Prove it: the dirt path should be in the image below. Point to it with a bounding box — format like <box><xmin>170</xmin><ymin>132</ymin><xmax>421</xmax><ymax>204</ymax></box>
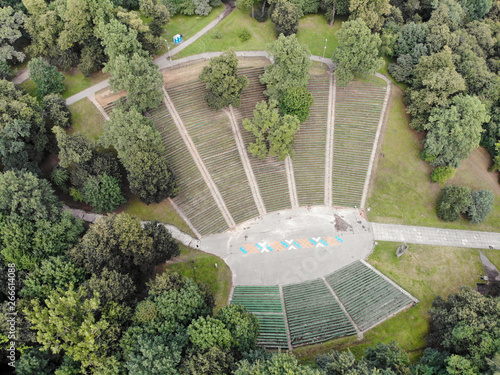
<box><xmin>162</xmin><ymin>87</ymin><xmax>236</xmax><ymax>228</ymax></box>
<box><xmin>225</xmin><ymin>105</ymin><xmax>267</xmax><ymax>216</ymax></box>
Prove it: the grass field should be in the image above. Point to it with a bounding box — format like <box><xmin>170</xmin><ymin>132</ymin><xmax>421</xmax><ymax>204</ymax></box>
<box><xmin>121</xmin><ymin>195</ymin><xmax>195</xmax><ymax>237</ymax></box>
<box><xmin>294</xmin><ymin>241</ymin><xmax>483</xmax><ymax>363</ymax></box>
<box><xmin>175</xmin><ymin>9</ymin><xmax>276</xmax><ymax>58</ymax></box>
<box><xmin>68</xmin><ymin>99</ymin><xmax>105</xmax><ymax>139</ymax></box>
<box><xmin>62</xmin><ymin>69</ymin><xmax>109</xmax><ymax>99</ymax></box>
<box><xmin>296</xmin><ymin>15</ymin><xmax>345</xmax><ymax>57</ymax></box>
<box><xmin>367</xmin><ymin>87</ymin><xmax>500</xmax><ymax>232</ymax></box>
<box><xmin>155</xmin><ymin>245</ymin><xmax>232</xmax><ymax>312</ymax></box>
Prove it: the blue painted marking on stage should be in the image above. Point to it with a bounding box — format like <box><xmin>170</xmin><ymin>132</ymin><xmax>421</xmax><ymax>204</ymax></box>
<box><xmin>239</xmin><ymin>247</ymin><xmax>248</xmax><ymax>254</ymax></box>
<box><xmin>320</xmin><ymin>239</ymin><xmax>329</xmax><ymax>246</ymax></box>
<box><xmin>255</xmin><ymin>243</ymin><xmax>262</xmax><ymax>250</ymax></box>
<box><xmin>294</xmin><ymin>241</ymin><xmax>302</xmax><ymax>248</ymax></box>
<box><xmin>281</xmin><ymin>241</ymin><xmax>289</xmax><ymax>248</ymax></box>
<box><xmin>266</xmin><ymin>245</ymin><xmax>274</xmax><ymax>252</ymax></box>
<box><xmin>309</xmin><ymin>239</ymin><xmax>317</xmax><ymax>246</ymax></box>
<box><xmin>335</xmin><ymin>236</ymin><xmax>343</xmax><ymax>243</ymax></box>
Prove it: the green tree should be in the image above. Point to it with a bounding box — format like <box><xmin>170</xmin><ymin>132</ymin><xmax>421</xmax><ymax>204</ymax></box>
<box><xmin>96</xmin><ymin>18</ymin><xmax>142</xmax><ymax>60</ymax></box>
<box><xmin>321</xmin><ymin>0</ymin><xmax>350</xmax><ymax>25</ymax></box>
<box><xmin>235</xmin><ymin>0</ymin><xmax>257</xmax><ymax>17</ymax></box>
<box><xmin>181</xmin><ymin>347</ymin><xmax>236</xmax><ymax>375</ymax></box>
<box><xmin>82</xmin><ymin>173</ymin><xmax>126</xmax><ymax>213</ymax></box>
<box><xmin>458</xmin><ymin>0</ymin><xmax>493</xmax><ymax>20</ymax></box>
<box><xmin>235</xmin><ymin>352</ymin><xmax>323</xmax><ymax>374</ymax></box>
<box><xmin>436</xmin><ymin>185</ymin><xmax>472</xmax><ymax>222</ymax></box>
<box><xmin>430</xmin><ymin>166</ymin><xmax>456</xmax><ymax>184</ymax></box>
<box><xmin>316</xmin><ymin>349</ymin><xmax>383</xmax><ymax>374</ymax></box>
<box><xmin>28</xmin><ymin>58</ymin><xmax>65</xmax><ymax>98</ymax></box>
<box><xmin>404</xmin><ymin>47</ymin><xmax>466</xmax><ymax>131</ymax></box>
<box><xmin>260</xmin><ymin>34</ymin><xmax>311</xmax><ymax>101</ymax></box>
<box><xmin>0</xmin><ymin>6</ymin><xmax>26</xmax><ymax>63</ymax></box>
<box><xmin>364</xmin><ymin>341</ymin><xmax>410</xmax><ymax>375</ymax></box>
<box><xmin>140</xmin><ymin>0</ymin><xmax>170</xmax><ymax>36</ymax></box>
<box><xmin>199</xmin><ymin>50</ymin><xmax>249</xmax><ymax>110</ymax></box>
<box><xmin>422</xmin><ymin>95</ymin><xmax>489</xmax><ymax>167</ymax></box>
<box><xmin>25</xmin><ymin>286</ymin><xmax>128</xmax><ymax>373</ymax></box>
<box><xmin>467</xmin><ymin>189</ymin><xmax>494</xmax><ymax>223</ymax></box>
<box><xmin>0</xmin><ymin>79</ymin><xmax>47</xmax><ymax>167</ymax></box>
<box><xmin>279</xmin><ymin>86</ymin><xmax>314</xmax><ymax>122</ymax></box>
<box><xmin>215</xmin><ymin>304</ymin><xmax>259</xmax><ymax>354</ymax></box>
<box><xmin>68</xmin><ymin>213</ymin><xmax>156</xmax><ymax>279</ymax></box>
<box><xmin>349</xmin><ymin>0</ymin><xmax>391</xmax><ymax>31</ymax></box>
<box><xmin>187</xmin><ymin>316</ymin><xmax>232</xmax><ymax>351</ymax></box>
<box><xmin>243</xmin><ymin>99</ymin><xmax>301</xmax><ymax>160</ymax></box>
<box><xmin>23</xmin><ymin>0</ymin><xmax>62</xmax><ymax>59</ymax></box>
<box><xmin>104</xmin><ymin>52</ymin><xmax>163</xmax><ymax>112</ymax></box>
<box><xmin>53</xmin><ymin>126</ymin><xmax>94</xmax><ymax>168</ymax></box>
<box><xmin>0</xmin><ymin>119</ymin><xmax>40</xmax><ymax>173</ymax></box>
<box><xmin>102</xmin><ymin>108</ymin><xmax>177</xmax><ymax>204</ymax></box>
<box><xmin>272</xmin><ymin>0</ymin><xmax>300</xmax><ymax>36</ymax></box>
<box><xmin>143</xmin><ymin>221</ymin><xmax>180</xmax><ymax>262</ymax></box>
<box><xmin>332</xmin><ymin>18</ymin><xmax>383</xmax><ymax>86</ymax></box>
<box><xmin>428</xmin><ymin>288</ymin><xmax>500</xmax><ymax>372</ymax></box>
<box><xmin>43</xmin><ymin>94</ymin><xmax>71</xmax><ymax>128</ymax></box>
<box><xmin>15</xmin><ymin>347</ymin><xmax>60</xmax><ymax>375</ymax></box>
<box><xmin>86</xmin><ymin>268</ymin><xmax>137</xmax><ymax>306</ymax></box>
<box><xmin>20</xmin><ymin>256</ymin><xmax>86</xmax><ymax>301</ymax></box>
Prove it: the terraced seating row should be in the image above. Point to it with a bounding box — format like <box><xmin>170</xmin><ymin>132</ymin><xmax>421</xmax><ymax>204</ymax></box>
<box><xmin>326</xmin><ymin>260</ymin><xmax>415</xmax><ymax>332</ymax></box>
<box><xmin>231</xmin><ymin>286</ymin><xmax>288</xmax><ymax>349</ymax></box>
<box><xmin>332</xmin><ymin>78</ymin><xmax>387</xmax><ymax>207</ymax></box>
<box><xmin>292</xmin><ymin>74</ymin><xmax>330</xmax><ymax>206</ymax></box>
<box><xmin>166</xmin><ymin>80</ymin><xmax>259</xmax><ymax>225</ymax></box>
<box><xmin>234</xmin><ymin>67</ymin><xmax>292</xmax><ymax>213</ymax></box>
<box><xmin>282</xmin><ymin>279</ymin><xmax>356</xmax><ymax>347</ymax></box>
<box><xmin>148</xmin><ymin>103</ymin><xmax>229</xmax><ymax>236</ymax></box>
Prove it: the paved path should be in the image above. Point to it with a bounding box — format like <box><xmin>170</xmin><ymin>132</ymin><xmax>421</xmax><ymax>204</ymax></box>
<box><xmin>285</xmin><ymin>156</ymin><xmax>299</xmax><ymax>209</ymax></box>
<box><xmin>372</xmin><ymin>222</ymin><xmax>500</xmax><ymax>250</ymax></box>
<box><xmin>13</xmin><ymin>68</ymin><xmax>29</xmax><ymax>84</ymax></box>
<box><xmin>324</xmin><ymin>73</ymin><xmax>336</xmax><ymax>206</ymax></box>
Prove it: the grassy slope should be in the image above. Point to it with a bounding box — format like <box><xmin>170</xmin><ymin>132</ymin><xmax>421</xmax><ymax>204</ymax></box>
<box><xmin>154</xmin><ymin>244</ymin><xmax>232</xmax><ymax>313</ymax></box>
<box><xmin>68</xmin><ymin>98</ymin><xmax>105</xmax><ymax>139</ymax></box>
<box><xmin>367</xmin><ymin>87</ymin><xmax>500</xmax><ymax>232</ymax></box>
<box><xmin>296</xmin><ymin>15</ymin><xmax>345</xmax><ymax>57</ymax></box>
<box><xmin>295</xmin><ymin>242</ymin><xmax>483</xmax><ymax>363</ymax></box>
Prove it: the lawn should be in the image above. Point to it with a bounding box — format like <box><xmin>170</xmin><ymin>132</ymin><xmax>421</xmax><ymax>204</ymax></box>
<box><xmin>62</xmin><ymin>69</ymin><xmax>109</xmax><ymax>99</ymax></box>
<box><xmin>120</xmin><ymin>195</ymin><xmax>195</xmax><ymax>237</ymax></box>
<box><xmin>68</xmin><ymin>98</ymin><xmax>105</xmax><ymax>139</ymax></box>
<box><xmin>175</xmin><ymin>8</ymin><xmax>277</xmax><ymax>58</ymax></box>
<box><xmin>294</xmin><ymin>241</ymin><xmax>483</xmax><ymax>364</ymax></box>
<box><xmin>154</xmin><ymin>245</ymin><xmax>232</xmax><ymax>313</ymax></box>
<box><xmin>366</xmin><ymin>87</ymin><xmax>500</xmax><ymax>232</ymax></box>
<box><xmin>296</xmin><ymin>15</ymin><xmax>345</xmax><ymax>57</ymax></box>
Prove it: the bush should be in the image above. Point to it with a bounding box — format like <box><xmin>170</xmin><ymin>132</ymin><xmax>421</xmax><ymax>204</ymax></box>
<box><xmin>468</xmin><ymin>190</ymin><xmax>495</xmax><ymax>223</ymax></box>
<box><xmin>51</xmin><ymin>166</ymin><xmax>69</xmax><ymax>192</ymax></box>
<box><xmin>82</xmin><ymin>174</ymin><xmax>126</xmax><ymax>213</ymax></box>
<box><xmin>211</xmin><ymin>30</ymin><xmax>223</xmax><ymax>39</ymax></box>
<box><xmin>437</xmin><ymin>185</ymin><xmax>472</xmax><ymax>222</ymax></box>
<box><xmin>420</xmin><ymin>148</ymin><xmax>437</xmax><ymax>163</ymax></box>
<box><xmin>431</xmin><ymin>166</ymin><xmax>456</xmax><ymax>184</ymax></box>
<box><xmin>239</xmin><ymin>28</ymin><xmax>252</xmax><ymax>42</ymax></box>
<box><xmin>279</xmin><ymin>86</ymin><xmax>314</xmax><ymax>122</ymax></box>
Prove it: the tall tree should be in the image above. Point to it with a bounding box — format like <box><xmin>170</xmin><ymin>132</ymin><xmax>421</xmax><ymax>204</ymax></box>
<box><xmin>279</xmin><ymin>86</ymin><xmax>314</xmax><ymax>122</ymax></box>
<box><xmin>321</xmin><ymin>0</ymin><xmax>350</xmax><ymax>25</ymax></box>
<box><xmin>28</xmin><ymin>58</ymin><xmax>65</xmax><ymax>98</ymax></box>
<box><xmin>260</xmin><ymin>34</ymin><xmax>311</xmax><ymax>101</ymax></box>
<box><xmin>271</xmin><ymin>0</ymin><xmax>300</xmax><ymax>36</ymax></box>
<box><xmin>243</xmin><ymin>99</ymin><xmax>301</xmax><ymax>160</ymax></box>
<box><xmin>42</xmin><ymin>94</ymin><xmax>71</xmax><ymax>129</ymax></box>
<box><xmin>102</xmin><ymin>108</ymin><xmax>177</xmax><ymax>204</ymax></box>
<box><xmin>422</xmin><ymin>95</ymin><xmax>489</xmax><ymax>167</ymax></box>
<box><xmin>199</xmin><ymin>50</ymin><xmax>249</xmax><ymax>110</ymax></box>
<box><xmin>104</xmin><ymin>52</ymin><xmax>164</xmax><ymax>112</ymax></box>
<box><xmin>235</xmin><ymin>352</ymin><xmax>323</xmax><ymax>374</ymax></box>
<box><xmin>349</xmin><ymin>0</ymin><xmax>391</xmax><ymax>31</ymax></box>
<box><xmin>332</xmin><ymin>18</ymin><xmax>383</xmax><ymax>86</ymax></box>
<box><xmin>404</xmin><ymin>47</ymin><xmax>466</xmax><ymax>131</ymax></box>
<box><xmin>0</xmin><ymin>6</ymin><xmax>26</xmax><ymax>63</ymax></box>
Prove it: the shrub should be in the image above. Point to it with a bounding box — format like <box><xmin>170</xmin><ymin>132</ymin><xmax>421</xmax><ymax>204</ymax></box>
<box><xmin>239</xmin><ymin>28</ymin><xmax>252</xmax><ymax>42</ymax></box>
<box><xmin>420</xmin><ymin>149</ymin><xmax>436</xmax><ymax>163</ymax></box>
<box><xmin>82</xmin><ymin>174</ymin><xmax>126</xmax><ymax>213</ymax></box>
<box><xmin>437</xmin><ymin>185</ymin><xmax>472</xmax><ymax>222</ymax></box>
<box><xmin>468</xmin><ymin>190</ymin><xmax>495</xmax><ymax>223</ymax></box>
<box><xmin>279</xmin><ymin>86</ymin><xmax>314</xmax><ymax>122</ymax></box>
<box><xmin>211</xmin><ymin>30</ymin><xmax>223</xmax><ymax>39</ymax></box>
<box><xmin>430</xmin><ymin>166</ymin><xmax>456</xmax><ymax>184</ymax></box>
<box><xmin>51</xmin><ymin>166</ymin><xmax>69</xmax><ymax>192</ymax></box>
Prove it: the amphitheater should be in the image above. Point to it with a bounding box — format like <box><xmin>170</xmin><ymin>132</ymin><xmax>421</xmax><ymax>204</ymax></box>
<box><xmin>100</xmin><ymin>56</ymin><xmax>418</xmax><ymax>350</ymax></box>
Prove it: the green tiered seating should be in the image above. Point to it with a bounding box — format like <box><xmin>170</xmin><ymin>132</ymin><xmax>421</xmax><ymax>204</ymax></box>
<box><xmin>326</xmin><ymin>261</ymin><xmax>415</xmax><ymax>332</ymax></box>
<box><xmin>283</xmin><ymin>279</ymin><xmax>356</xmax><ymax>347</ymax></box>
<box><xmin>292</xmin><ymin>74</ymin><xmax>330</xmax><ymax>206</ymax></box>
<box><xmin>167</xmin><ymin>80</ymin><xmax>259</xmax><ymax>225</ymax></box>
<box><xmin>332</xmin><ymin>78</ymin><xmax>387</xmax><ymax>207</ymax></box>
<box><xmin>231</xmin><ymin>286</ymin><xmax>288</xmax><ymax>349</ymax></box>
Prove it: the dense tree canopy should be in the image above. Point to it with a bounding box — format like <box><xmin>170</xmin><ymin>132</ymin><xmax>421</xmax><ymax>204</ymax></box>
<box><xmin>332</xmin><ymin>18</ymin><xmax>384</xmax><ymax>85</ymax></box>
<box><xmin>0</xmin><ymin>6</ymin><xmax>26</xmax><ymax>64</ymax></box>
<box><xmin>272</xmin><ymin>0</ymin><xmax>301</xmax><ymax>36</ymax></box>
<box><xmin>199</xmin><ymin>50</ymin><xmax>249</xmax><ymax>110</ymax></box>
<box><xmin>349</xmin><ymin>0</ymin><xmax>391</xmax><ymax>31</ymax></box>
